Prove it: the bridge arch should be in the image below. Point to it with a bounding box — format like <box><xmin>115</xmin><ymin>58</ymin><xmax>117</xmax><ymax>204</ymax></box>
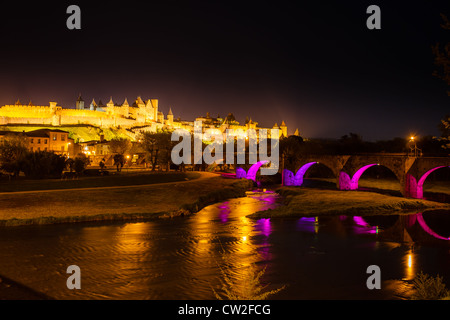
<box><xmin>284</xmin><ymin>161</ymin><xmax>336</xmax><ymax>186</ymax></box>
<box><xmin>236</xmin><ymin>167</ymin><xmax>247</xmax><ymax>179</ymax></box>
<box><xmin>246</xmin><ymin>160</ymin><xmax>269</xmax><ymax>181</ymax></box>
<box><xmin>416</xmin><ymin>166</ymin><xmax>448</xmax><ymax>199</ymax></box>
<box><xmin>293</xmin><ymin>162</ymin><xmax>318</xmax><ymax>186</ymax></box>
<box><xmin>341</xmin><ymin>163</ymin><xmax>402</xmax><ymax>192</ymax></box>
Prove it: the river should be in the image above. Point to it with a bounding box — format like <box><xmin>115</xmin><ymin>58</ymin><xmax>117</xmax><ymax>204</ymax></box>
<box><xmin>0</xmin><ymin>191</ymin><xmax>449</xmax><ymax>300</ymax></box>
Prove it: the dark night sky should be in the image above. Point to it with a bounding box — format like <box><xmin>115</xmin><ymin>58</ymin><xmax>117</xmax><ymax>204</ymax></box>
<box><xmin>0</xmin><ymin>1</ymin><xmax>449</xmax><ymax>140</ymax></box>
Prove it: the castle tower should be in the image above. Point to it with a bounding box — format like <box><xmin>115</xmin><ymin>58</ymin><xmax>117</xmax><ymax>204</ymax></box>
<box><xmin>167</xmin><ymin>107</ymin><xmax>174</xmax><ymax>125</ymax></box>
<box><xmin>76</xmin><ymin>94</ymin><xmax>84</xmax><ymax>110</ymax></box>
<box><xmin>151</xmin><ymin>99</ymin><xmax>158</xmax><ymax>121</ymax></box>
<box><xmin>293</xmin><ymin>128</ymin><xmax>300</xmax><ymax>136</ymax></box>
<box><xmin>157</xmin><ymin>111</ymin><xmax>164</xmax><ymax>123</ymax></box>
<box><xmin>122</xmin><ymin>98</ymin><xmax>129</xmax><ymax>117</ymax></box>
<box><xmin>49</xmin><ymin>101</ymin><xmax>57</xmax><ymax>113</ymax></box>
<box><xmin>106</xmin><ymin>97</ymin><xmax>114</xmax><ymax>115</ymax></box>
<box><xmin>280</xmin><ymin>120</ymin><xmax>288</xmax><ymax>137</ymax></box>
<box><xmin>90</xmin><ymin>99</ymin><xmax>97</xmax><ymax>111</ymax></box>
<box><xmin>49</xmin><ymin>102</ymin><xmax>61</xmax><ymax>126</ymax></box>
<box><xmin>135</xmin><ymin>96</ymin><xmax>145</xmax><ymax>108</ymax></box>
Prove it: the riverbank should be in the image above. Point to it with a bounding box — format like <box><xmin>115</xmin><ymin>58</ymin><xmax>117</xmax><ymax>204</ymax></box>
<box><xmin>0</xmin><ymin>275</ymin><xmax>54</xmax><ymax>300</ymax></box>
<box><xmin>0</xmin><ymin>172</ymin><xmax>254</xmax><ymax>226</ymax></box>
<box><xmin>247</xmin><ymin>187</ymin><xmax>450</xmax><ymax>219</ymax></box>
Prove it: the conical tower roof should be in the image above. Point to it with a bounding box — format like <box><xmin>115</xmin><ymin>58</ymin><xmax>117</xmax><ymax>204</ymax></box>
<box><xmin>136</xmin><ymin>96</ymin><xmax>144</xmax><ymax>105</ymax></box>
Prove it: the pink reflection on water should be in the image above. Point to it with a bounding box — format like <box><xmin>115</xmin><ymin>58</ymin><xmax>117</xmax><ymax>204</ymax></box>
<box><xmin>256</xmin><ymin>218</ymin><xmax>272</xmax><ymax>237</ymax></box>
<box><xmin>296</xmin><ymin>217</ymin><xmax>318</xmax><ymax>233</ymax></box>
<box><xmin>416</xmin><ymin>213</ymin><xmax>450</xmax><ymax>241</ymax></box>
<box><xmin>246</xmin><ymin>190</ymin><xmax>280</xmax><ymax>208</ymax></box>
<box><xmin>352</xmin><ymin>216</ymin><xmax>378</xmax><ymax>234</ymax></box>
<box><xmin>217</xmin><ymin>202</ymin><xmax>231</xmax><ymax>223</ymax></box>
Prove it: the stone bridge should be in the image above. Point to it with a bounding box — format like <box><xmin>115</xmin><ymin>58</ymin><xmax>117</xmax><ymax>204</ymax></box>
<box><xmin>238</xmin><ymin>154</ymin><xmax>450</xmax><ymax>199</ymax></box>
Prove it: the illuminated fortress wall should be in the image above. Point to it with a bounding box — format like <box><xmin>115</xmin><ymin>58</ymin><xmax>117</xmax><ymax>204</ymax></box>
<box><xmin>0</xmin><ymin>100</ymin><xmax>160</xmax><ymax>128</ymax></box>
<box><xmin>0</xmin><ymin>98</ymin><xmax>290</xmax><ymax>139</ymax></box>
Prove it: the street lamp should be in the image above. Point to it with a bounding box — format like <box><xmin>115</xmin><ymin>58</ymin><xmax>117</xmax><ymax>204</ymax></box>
<box><xmin>409</xmin><ymin>135</ymin><xmax>421</xmax><ymax>157</ymax></box>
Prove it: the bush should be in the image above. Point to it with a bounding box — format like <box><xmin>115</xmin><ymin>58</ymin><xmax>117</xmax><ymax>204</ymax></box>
<box><xmin>22</xmin><ymin>151</ymin><xmax>67</xmax><ymax>178</ymax></box>
<box><xmin>73</xmin><ymin>153</ymin><xmax>90</xmax><ymax>174</ymax></box>
<box><xmin>411</xmin><ymin>271</ymin><xmax>450</xmax><ymax>300</ymax></box>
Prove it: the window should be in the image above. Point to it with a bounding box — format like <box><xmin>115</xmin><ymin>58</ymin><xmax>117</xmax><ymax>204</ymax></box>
<box><xmin>44</xmin><ymin>139</ymin><xmax>47</xmax><ymax>144</ymax></box>
<box><xmin>53</xmin><ymin>134</ymin><xmax>57</xmax><ymax>141</ymax></box>
<box><xmin>61</xmin><ymin>135</ymin><xmax>65</xmax><ymax>141</ymax></box>
<box><xmin>30</xmin><ymin>147</ymin><xmax>33</xmax><ymax>152</ymax></box>
<box><xmin>61</xmin><ymin>146</ymin><xmax>65</xmax><ymax>151</ymax></box>
<box><xmin>37</xmin><ymin>139</ymin><xmax>41</xmax><ymax>144</ymax></box>
<box><xmin>44</xmin><ymin>147</ymin><xmax>47</xmax><ymax>151</ymax></box>
<box><xmin>30</xmin><ymin>138</ymin><xmax>34</xmax><ymax>143</ymax></box>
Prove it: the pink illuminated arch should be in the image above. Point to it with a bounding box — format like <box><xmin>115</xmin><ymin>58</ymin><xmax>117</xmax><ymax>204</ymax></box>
<box><xmin>246</xmin><ymin>160</ymin><xmax>269</xmax><ymax>181</ymax></box>
<box><xmin>416</xmin><ymin>166</ymin><xmax>447</xmax><ymax>199</ymax></box>
<box><xmin>236</xmin><ymin>167</ymin><xmax>247</xmax><ymax>179</ymax></box>
<box><xmin>293</xmin><ymin>162</ymin><xmax>318</xmax><ymax>186</ymax></box>
<box><xmin>349</xmin><ymin>164</ymin><xmax>378</xmax><ymax>189</ymax></box>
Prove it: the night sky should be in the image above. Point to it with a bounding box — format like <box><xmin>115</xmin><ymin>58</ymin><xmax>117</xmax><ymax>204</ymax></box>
<box><xmin>0</xmin><ymin>1</ymin><xmax>449</xmax><ymax>140</ymax></box>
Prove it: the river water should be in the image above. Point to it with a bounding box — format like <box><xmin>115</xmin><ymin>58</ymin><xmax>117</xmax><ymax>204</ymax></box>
<box><xmin>0</xmin><ymin>191</ymin><xmax>449</xmax><ymax>300</ymax></box>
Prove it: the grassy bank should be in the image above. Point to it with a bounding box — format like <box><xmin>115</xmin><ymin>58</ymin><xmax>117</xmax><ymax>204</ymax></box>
<box><xmin>0</xmin><ymin>173</ymin><xmax>255</xmax><ymax>226</ymax></box>
<box><xmin>0</xmin><ymin>171</ymin><xmax>200</xmax><ymax>193</ymax></box>
<box><xmin>247</xmin><ymin>187</ymin><xmax>450</xmax><ymax>219</ymax></box>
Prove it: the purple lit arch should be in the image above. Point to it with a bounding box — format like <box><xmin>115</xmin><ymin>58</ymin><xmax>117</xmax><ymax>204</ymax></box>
<box><xmin>349</xmin><ymin>164</ymin><xmax>378</xmax><ymax>190</ymax></box>
<box><xmin>246</xmin><ymin>160</ymin><xmax>269</xmax><ymax>181</ymax></box>
<box><xmin>416</xmin><ymin>166</ymin><xmax>447</xmax><ymax>199</ymax></box>
<box><xmin>293</xmin><ymin>162</ymin><xmax>318</xmax><ymax>186</ymax></box>
<box><xmin>236</xmin><ymin>167</ymin><xmax>247</xmax><ymax>179</ymax></box>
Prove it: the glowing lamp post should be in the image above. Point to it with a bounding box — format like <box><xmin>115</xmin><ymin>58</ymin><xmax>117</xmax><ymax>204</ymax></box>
<box><xmin>409</xmin><ymin>135</ymin><xmax>421</xmax><ymax>158</ymax></box>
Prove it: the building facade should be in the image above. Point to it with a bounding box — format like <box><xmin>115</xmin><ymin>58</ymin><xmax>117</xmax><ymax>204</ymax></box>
<box><xmin>0</xmin><ymin>129</ymin><xmax>75</xmax><ymax>156</ymax></box>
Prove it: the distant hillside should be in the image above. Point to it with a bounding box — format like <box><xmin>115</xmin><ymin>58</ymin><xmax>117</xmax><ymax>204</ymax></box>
<box><xmin>0</xmin><ymin>124</ymin><xmax>136</xmax><ymax>142</ymax></box>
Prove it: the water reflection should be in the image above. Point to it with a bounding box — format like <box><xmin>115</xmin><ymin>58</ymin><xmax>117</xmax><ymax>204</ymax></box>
<box><xmin>402</xmin><ymin>248</ymin><xmax>417</xmax><ymax>281</ymax></box>
<box><xmin>0</xmin><ymin>191</ymin><xmax>449</xmax><ymax>300</ymax></box>
<box><xmin>296</xmin><ymin>217</ymin><xmax>318</xmax><ymax>233</ymax></box>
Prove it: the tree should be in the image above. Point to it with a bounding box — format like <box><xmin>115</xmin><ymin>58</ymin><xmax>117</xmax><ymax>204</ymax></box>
<box><xmin>432</xmin><ymin>15</ymin><xmax>450</xmax><ymax>150</ymax></box>
<box><xmin>108</xmin><ymin>137</ymin><xmax>132</xmax><ymax>155</ymax></box>
<box><xmin>438</xmin><ymin>115</ymin><xmax>450</xmax><ymax>150</ymax></box>
<box><xmin>141</xmin><ymin>130</ymin><xmax>173</xmax><ymax>171</ymax></box>
<box><xmin>113</xmin><ymin>154</ymin><xmax>124</xmax><ymax>172</ymax></box>
<box><xmin>432</xmin><ymin>14</ymin><xmax>450</xmax><ymax>96</ymax></box>
<box><xmin>73</xmin><ymin>153</ymin><xmax>90</xmax><ymax>174</ymax></box>
<box><xmin>280</xmin><ymin>135</ymin><xmax>303</xmax><ymax>172</ymax></box>
<box><xmin>0</xmin><ymin>133</ymin><xmax>29</xmax><ymax>177</ymax></box>
<box><xmin>22</xmin><ymin>151</ymin><xmax>67</xmax><ymax>178</ymax></box>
